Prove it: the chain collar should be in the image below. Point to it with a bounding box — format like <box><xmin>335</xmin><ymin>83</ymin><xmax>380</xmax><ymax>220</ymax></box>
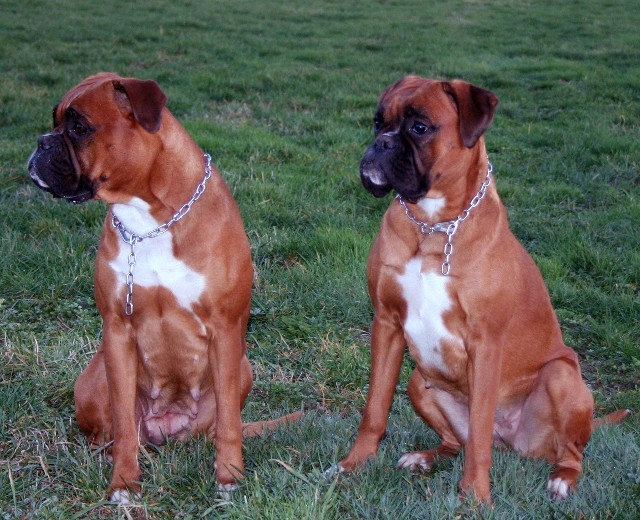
<box><xmin>111</xmin><ymin>153</ymin><xmax>213</xmax><ymax>316</ymax></box>
<box><xmin>397</xmin><ymin>161</ymin><xmax>493</xmax><ymax>276</ymax></box>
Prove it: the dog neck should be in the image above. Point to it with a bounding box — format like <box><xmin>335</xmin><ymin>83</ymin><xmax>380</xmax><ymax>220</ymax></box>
<box><xmin>112</xmin><ymin>153</ymin><xmax>212</xmax><ymax>238</ymax></box>
<box><xmin>397</xmin><ymin>161</ymin><xmax>493</xmax><ymax>276</ymax></box>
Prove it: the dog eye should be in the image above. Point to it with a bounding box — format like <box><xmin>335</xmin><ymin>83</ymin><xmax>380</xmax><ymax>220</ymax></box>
<box><xmin>71</xmin><ymin>122</ymin><xmax>88</xmax><ymax>136</ymax></box>
<box><xmin>373</xmin><ymin>115</ymin><xmax>382</xmax><ymax>132</ymax></box>
<box><xmin>412</xmin><ymin>122</ymin><xmax>428</xmax><ymax>135</ymax></box>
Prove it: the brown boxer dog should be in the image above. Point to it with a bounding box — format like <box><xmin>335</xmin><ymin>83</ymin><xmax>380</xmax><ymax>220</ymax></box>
<box><xmin>28</xmin><ymin>73</ymin><xmax>300</xmax><ymax>504</ymax></box>
<box><xmin>338</xmin><ymin>76</ymin><xmax>629</xmax><ymax>502</ymax></box>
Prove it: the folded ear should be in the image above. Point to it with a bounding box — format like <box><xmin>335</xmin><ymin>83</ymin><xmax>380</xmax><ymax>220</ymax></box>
<box><xmin>442</xmin><ymin>80</ymin><xmax>498</xmax><ymax>148</ymax></box>
<box><xmin>52</xmin><ymin>103</ymin><xmax>60</xmax><ymax>127</ymax></box>
<box><xmin>112</xmin><ymin>78</ymin><xmax>167</xmax><ymax>133</ymax></box>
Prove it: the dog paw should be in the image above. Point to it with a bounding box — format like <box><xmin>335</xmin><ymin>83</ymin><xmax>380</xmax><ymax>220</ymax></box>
<box><xmin>397</xmin><ymin>452</ymin><xmax>433</xmax><ymax>472</ymax></box>
<box><xmin>217</xmin><ymin>483</ymin><xmax>238</xmax><ymax>501</ymax></box>
<box><xmin>547</xmin><ymin>477</ymin><xmax>570</xmax><ymax>501</ymax></box>
<box><xmin>109</xmin><ymin>489</ymin><xmax>140</xmax><ymax>505</ymax></box>
<box><xmin>323</xmin><ymin>463</ymin><xmax>343</xmax><ymax>479</ymax></box>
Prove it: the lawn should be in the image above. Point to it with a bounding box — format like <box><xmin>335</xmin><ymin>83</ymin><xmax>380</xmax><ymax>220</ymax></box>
<box><xmin>1</xmin><ymin>0</ymin><xmax>638</xmax><ymax>518</ymax></box>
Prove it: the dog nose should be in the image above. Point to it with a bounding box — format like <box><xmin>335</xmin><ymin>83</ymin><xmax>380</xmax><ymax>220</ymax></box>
<box><xmin>37</xmin><ymin>134</ymin><xmax>55</xmax><ymax>151</ymax></box>
<box><xmin>375</xmin><ymin>132</ymin><xmax>398</xmax><ymax>150</ymax></box>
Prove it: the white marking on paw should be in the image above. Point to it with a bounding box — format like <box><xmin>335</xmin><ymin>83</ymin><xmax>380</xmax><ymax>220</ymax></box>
<box><xmin>110</xmin><ymin>489</ymin><xmax>140</xmax><ymax>505</ymax></box>
<box><xmin>397</xmin><ymin>452</ymin><xmax>433</xmax><ymax>472</ymax></box>
<box><xmin>110</xmin><ymin>197</ymin><xmax>206</xmax><ymax>310</ymax></box>
<box><xmin>547</xmin><ymin>477</ymin><xmax>570</xmax><ymax>500</ymax></box>
<box><xmin>324</xmin><ymin>464</ymin><xmax>342</xmax><ymax>478</ymax></box>
<box><xmin>217</xmin><ymin>483</ymin><xmax>238</xmax><ymax>501</ymax></box>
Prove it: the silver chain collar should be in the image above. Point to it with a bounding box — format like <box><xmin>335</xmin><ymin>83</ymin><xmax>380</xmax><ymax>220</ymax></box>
<box><xmin>111</xmin><ymin>153</ymin><xmax>213</xmax><ymax>316</ymax></box>
<box><xmin>397</xmin><ymin>161</ymin><xmax>493</xmax><ymax>276</ymax></box>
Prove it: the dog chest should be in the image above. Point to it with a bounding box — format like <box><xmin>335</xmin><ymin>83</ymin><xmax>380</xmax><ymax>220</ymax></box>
<box><xmin>109</xmin><ymin>198</ymin><xmax>206</xmax><ymax>310</ymax></box>
<box><xmin>396</xmin><ymin>258</ymin><xmax>464</xmax><ymax>375</ymax></box>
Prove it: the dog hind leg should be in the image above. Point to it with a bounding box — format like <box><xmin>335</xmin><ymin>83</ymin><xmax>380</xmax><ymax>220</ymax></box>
<box><xmin>74</xmin><ymin>348</ymin><xmax>113</xmax><ymax>448</ymax></box>
<box><xmin>514</xmin><ymin>357</ymin><xmax>594</xmax><ymax>500</ymax></box>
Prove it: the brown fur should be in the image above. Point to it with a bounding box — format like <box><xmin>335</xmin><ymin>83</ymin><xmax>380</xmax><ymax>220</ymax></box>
<box><xmin>31</xmin><ymin>73</ymin><xmax>301</xmax><ymax>500</ymax></box>
<box><xmin>339</xmin><ymin>76</ymin><xmax>628</xmax><ymax>502</ymax></box>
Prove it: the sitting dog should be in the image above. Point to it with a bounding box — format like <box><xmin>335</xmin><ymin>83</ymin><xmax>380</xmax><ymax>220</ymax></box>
<box><xmin>29</xmin><ymin>73</ymin><xmax>300</xmax><ymax>503</ymax></box>
<box><xmin>338</xmin><ymin>75</ymin><xmax>628</xmax><ymax>502</ymax></box>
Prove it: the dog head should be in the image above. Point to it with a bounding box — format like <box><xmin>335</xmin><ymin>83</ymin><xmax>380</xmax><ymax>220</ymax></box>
<box><xmin>28</xmin><ymin>72</ymin><xmax>167</xmax><ymax>204</ymax></box>
<box><xmin>359</xmin><ymin>76</ymin><xmax>498</xmax><ymax>202</ymax></box>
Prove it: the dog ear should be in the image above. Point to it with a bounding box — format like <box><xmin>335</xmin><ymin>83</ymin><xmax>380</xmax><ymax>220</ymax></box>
<box><xmin>112</xmin><ymin>78</ymin><xmax>167</xmax><ymax>133</ymax></box>
<box><xmin>52</xmin><ymin>104</ymin><xmax>60</xmax><ymax>127</ymax></box>
<box><xmin>442</xmin><ymin>80</ymin><xmax>498</xmax><ymax>148</ymax></box>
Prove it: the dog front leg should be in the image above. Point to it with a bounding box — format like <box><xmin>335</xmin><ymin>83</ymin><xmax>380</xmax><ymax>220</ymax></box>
<box><xmin>459</xmin><ymin>333</ymin><xmax>503</xmax><ymax>504</ymax></box>
<box><xmin>102</xmin><ymin>319</ymin><xmax>140</xmax><ymax>503</ymax></box>
<box><xmin>339</xmin><ymin>315</ymin><xmax>405</xmax><ymax>471</ymax></box>
<box><xmin>209</xmin><ymin>320</ymin><xmax>245</xmax><ymax>490</ymax></box>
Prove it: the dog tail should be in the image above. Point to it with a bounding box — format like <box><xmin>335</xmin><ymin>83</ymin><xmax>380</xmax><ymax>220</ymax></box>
<box><xmin>593</xmin><ymin>408</ymin><xmax>631</xmax><ymax>428</ymax></box>
<box><xmin>242</xmin><ymin>410</ymin><xmax>304</xmax><ymax>438</ymax></box>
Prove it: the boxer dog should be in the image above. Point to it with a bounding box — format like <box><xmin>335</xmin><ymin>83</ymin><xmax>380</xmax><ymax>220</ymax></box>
<box><xmin>28</xmin><ymin>73</ymin><xmax>300</xmax><ymax>504</ymax></box>
<box><xmin>338</xmin><ymin>76</ymin><xmax>628</xmax><ymax>502</ymax></box>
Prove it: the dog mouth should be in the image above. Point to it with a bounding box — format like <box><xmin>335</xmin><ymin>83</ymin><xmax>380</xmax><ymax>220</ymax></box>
<box><xmin>29</xmin><ymin>168</ymin><xmax>51</xmax><ymax>191</ymax></box>
<box><xmin>359</xmin><ymin>138</ymin><xmax>430</xmax><ymax>201</ymax></box>
<box><xmin>61</xmin><ymin>188</ymin><xmax>94</xmax><ymax>204</ymax></box>
<box><xmin>360</xmin><ymin>160</ymin><xmax>393</xmax><ymax>197</ymax></box>
<box><xmin>361</xmin><ymin>172</ymin><xmax>429</xmax><ymax>203</ymax></box>
<box><xmin>51</xmin><ymin>174</ymin><xmax>96</xmax><ymax>204</ymax></box>
<box><xmin>394</xmin><ymin>187</ymin><xmax>428</xmax><ymax>204</ymax></box>
<box><xmin>28</xmin><ymin>138</ymin><xmax>96</xmax><ymax>204</ymax></box>
<box><xmin>360</xmin><ymin>163</ymin><xmax>428</xmax><ymax>202</ymax></box>
<box><xmin>29</xmin><ymin>163</ymin><xmax>95</xmax><ymax>204</ymax></box>
<box><xmin>360</xmin><ymin>173</ymin><xmax>392</xmax><ymax>198</ymax></box>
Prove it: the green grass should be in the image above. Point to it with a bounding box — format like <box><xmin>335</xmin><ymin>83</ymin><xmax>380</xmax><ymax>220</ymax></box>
<box><xmin>1</xmin><ymin>0</ymin><xmax>638</xmax><ymax>517</ymax></box>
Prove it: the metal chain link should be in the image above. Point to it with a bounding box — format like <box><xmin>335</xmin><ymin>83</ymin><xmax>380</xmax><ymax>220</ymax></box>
<box><xmin>397</xmin><ymin>162</ymin><xmax>493</xmax><ymax>275</ymax></box>
<box><xmin>125</xmin><ymin>239</ymin><xmax>136</xmax><ymax>315</ymax></box>
<box><xmin>111</xmin><ymin>153</ymin><xmax>213</xmax><ymax>316</ymax></box>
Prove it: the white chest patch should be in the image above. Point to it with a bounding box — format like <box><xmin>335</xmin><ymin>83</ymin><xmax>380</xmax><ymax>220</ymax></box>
<box><xmin>110</xmin><ymin>198</ymin><xmax>206</xmax><ymax>310</ymax></box>
<box><xmin>396</xmin><ymin>258</ymin><xmax>457</xmax><ymax>373</ymax></box>
<box><xmin>417</xmin><ymin>196</ymin><xmax>446</xmax><ymax>221</ymax></box>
